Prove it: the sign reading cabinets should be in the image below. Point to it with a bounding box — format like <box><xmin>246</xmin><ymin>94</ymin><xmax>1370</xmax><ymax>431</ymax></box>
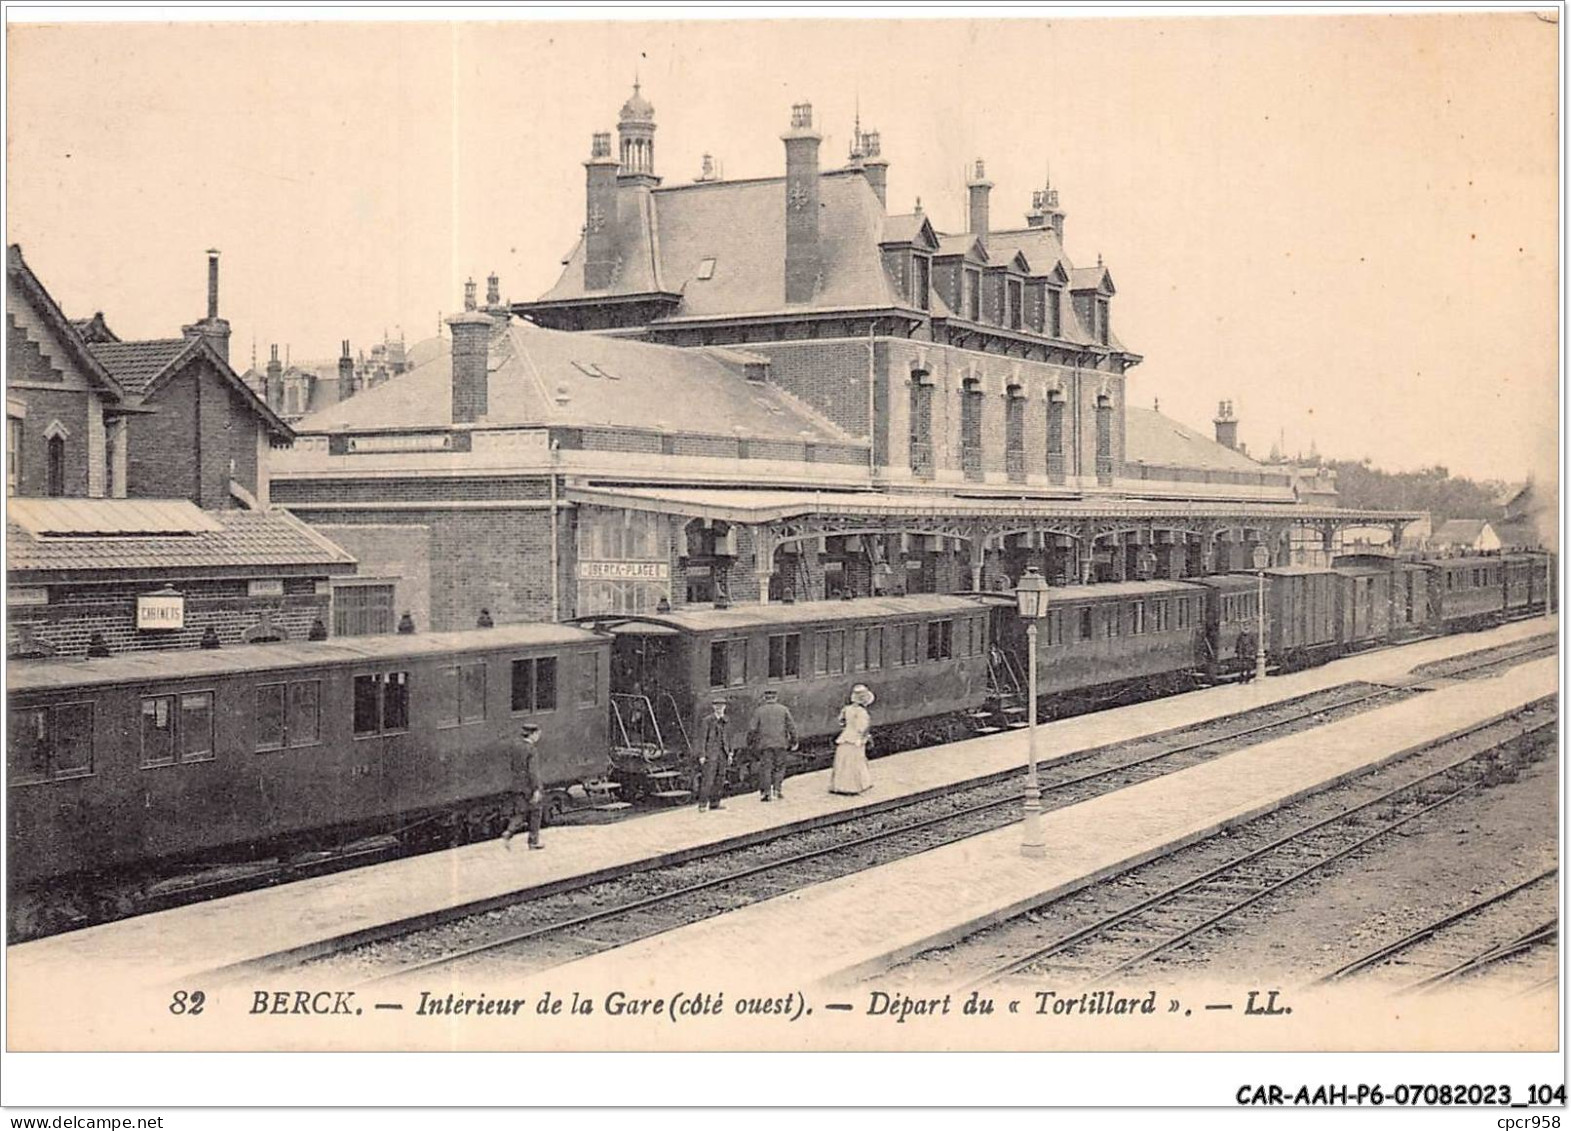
<box><xmin>137</xmin><ymin>591</ymin><xmax>186</xmax><ymax>630</ymax></box>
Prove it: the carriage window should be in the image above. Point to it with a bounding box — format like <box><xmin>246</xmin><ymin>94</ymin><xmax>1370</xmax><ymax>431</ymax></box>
<box><xmin>288</xmin><ymin>681</ymin><xmax>320</xmax><ymax>746</ymax></box>
<box><xmin>354</xmin><ymin>676</ymin><xmax>381</xmax><ymax>735</ymax></box>
<box><xmin>511</xmin><ymin>657</ymin><xmax>558</xmax><ymax>712</ymax></box>
<box><xmin>256</xmin><ymin>684</ymin><xmax>287</xmax><ymax>749</ymax></box>
<box><xmin>440</xmin><ymin>663</ymin><xmax>488</xmax><ymax>726</ymax></box>
<box><xmin>1131</xmin><ymin>603</ymin><xmax>1145</xmax><ymax>635</ymax></box>
<box><xmin>577</xmin><ymin>652</ymin><xmax>599</xmax><ymax>707</ymax></box>
<box><xmin>826</xmin><ymin>630</ymin><xmax>846</xmax><ymax>674</ymax></box>
<box><xmin>851</xmin><ymin>628</ymin><xmax>867</xmax><ymax>671</ymax></box>
<box><xmin>180</xmin><ymin>693</ymin><xmax>215</xmax><ymax>761</ymax></box>
<box><xmin>710</xmin><ymin>641</ymin><xmax>728</xmax><ymax>689</ymax></box>
<box><xmin>863</xmin><ymin>627</ymin><xmax>883</xmax><ymax>670</ymax></box>
<box><xmin>1047</xmin><ymin>609</ymin><xmax>1063</xmax><ymax>646</ymax></box>
<box><xmin>355</xmin><ymin>672</ymin><xmax>411</xmax><ymax>734</ymax></box>
<box><xmin>768</xmin><ymin>633</ymin><xmax>801</xmax><ymax>680</ymax></box>
<box><xmin>1079</xmin><ymin>608</ymin><xmax>1093</xmax><ymax>641</ymax></box>
<box><xmin>11</xmin><ymin>702</ymin><xmax>93</xmax><ymax>782</ymax></box>
<box><xmin>141</xmin><ymin>696</ymin><xmax>176</xmax><ymax>766</ymax></box>
<box><xmin>1106</xmin><ymin>606</ymin><xmax>1121</xmax><ymax>638</ymax></box>
<box><xmin>928</xmin><ymin>619</ymin><xmax>953</xmax><ymax>661</ymax></box>
<box><xmin>814</xmin><ymin>632</ymin><xmax>829</xmax><ymax>675</ymax></box>
<box><xmin>727</xmin><ymin>639</ymin><xmax>747</xmax><ymax>686</ymax></box>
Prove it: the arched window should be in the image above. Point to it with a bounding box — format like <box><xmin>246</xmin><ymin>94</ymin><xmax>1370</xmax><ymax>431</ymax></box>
<box><xmin>45</xmin><ymin>434</ymin><xmax>65</xmax><ymax>497</ymax></box>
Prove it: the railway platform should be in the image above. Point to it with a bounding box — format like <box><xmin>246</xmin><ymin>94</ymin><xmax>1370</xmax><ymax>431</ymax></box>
<box><xmin>6</xmin><ymin>617</ymin><xmax>1555</xmax><ymax>1047</ymax></box>
<box><xmin>523</xmin><ymin>652</ymin><xmax>1556</xmax><ymax>999</ymax></box>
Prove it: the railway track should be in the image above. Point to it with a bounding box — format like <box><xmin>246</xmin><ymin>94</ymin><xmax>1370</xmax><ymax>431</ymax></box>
<box><xmin>279</xmin><ymin>680</ymin><xmax>1421</xmax><ymax>986</ymax></box>
<box><xmin>1405</xmin><ymin>634</ymin><xmax>1557</xmax><ymax>683</ymax></box>
<box><xmin>875</xmin><ymin>702</ymin><xmax>1555</xmax><ymax>993</ymax></box>
<box><xmin>1403</xmin><ymin>920</ymin><xmax>1558</xmax><ymax>994</ymax></box>
<box><xmin>1314</xmin><ymin>868</ymin><xmax>1557</xmax><ymax>989</ymax></box>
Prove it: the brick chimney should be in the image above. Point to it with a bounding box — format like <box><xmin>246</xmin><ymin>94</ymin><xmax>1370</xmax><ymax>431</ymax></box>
<box><xmin>181</xmin><ymin>249</ymin><xmax>232</xmax><ymax>363</ymax></box>
<box><xmin>783</xmin><ymin>101</ymin><xmax>822</xmax><ymax>305</ymax></box>
<box><xmin>447</xmin><ymin>311</ymin><xmax>493</xmax><ymax>423</ymax></box>
<box><xmin>584</xmin><ymin>131</ymin><xmax>621</xmax><ymax>291</ymax></box>
<box><xmin>1214</xmin><ymin>399</ymin><xmax>1239</xmax><ymax>450</ymax></box>
<box><xmin>338</xmin><ymin>340</ymin><xmax>355</xmax><ymax>402</ymax></box>
<box><xmin>265</xmin><ymin>344</ymin><xmax>283</xmax><ymax>411</ymax></box>
<box><xmin>862</xmin><ymin>130</ymin><xmax>888</xmax><ymax>208</ymax></box>
<box><xmin>967</xmin><ymin>159</ymin><xmax>992</xmax><ymax>235</ymax></box>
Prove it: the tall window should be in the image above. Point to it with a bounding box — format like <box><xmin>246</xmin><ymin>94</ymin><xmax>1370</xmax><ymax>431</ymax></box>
<box><xmin>960</xmin><ymin>379</ymin><xmax>983</xmax><ymax>480</ymax></box>
<box><xmin>1046</xmin><ymin>393</ymin><xmax>1066</xmax><ymax>484</ymax></box>
<box><xmin>1047</xmin><ymin>287</ymin><xmax>1062</xmax><ymax>338</ymax></box>
<box><xmin>45</xmin><ymin>434</ymin><xmax>64</xmax><ymax>497</ymax></box>
<box><xmin>1007</xmin><ymin>279</ymin><xmax>1023</xmax><ymax>330</ymax></box>
<box><xmin>908</xmin><ymin>379</ymin><xmax>934</xmax><ymax>479</ymax></box>
<box><xmin>964</xmin><ymin>271</ymin><xmax>981</xmax><ymax>321</ymax></box>
<box><xmin>1095</xmin><ymin>393</ymin><xmax>1114</xmax><ymax>486</ymax></box>
<box><xmin>1097</xmin><ymin>297</ymin><xmax>1110</xmax><ymax>345</ymax></box>
<box><xmin>7</xmin><ymin>417</ymin><xmax>20</xmax><ymax>496</ymax></box>
<box><xmin>912</xmin><ymin>254</ymin><xmax>931</xmax><ymax>311</ymax></box>
<box><xmin>1005</xmin><ymin>389</ymin><xmax>1026</xmax><ymax>482</ymax></box>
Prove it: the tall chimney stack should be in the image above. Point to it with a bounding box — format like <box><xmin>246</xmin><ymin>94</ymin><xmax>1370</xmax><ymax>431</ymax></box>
<box><xmin>182</xmin><ymin>248</ymin><xmax>232</xmax><ymax>363</ymax></box>
<box><xmin>265</xmin><ymin>345</ymin><xmax>283</xmax><ymax>411</ymax></box>
<box><xmin>1214</xmin><ymin>399</ymin><xmax>1239</xmax><ymax>451</ymax></box>
<box><xmin>447</xmin><ymin>311</ymin><xmax>493</xmax><ymax>424</ymax></box>
<box><xmin>584</xmin><ymin>131</ymin><xmax>621</xmax><ymax>290</ymax></box>
<box><xmin>338</xmin><ymin>340</ymin><xmax>355</xmax><ymax>402</ymax></box>
<box><xmin>862</xmin><ymin>130</ymin><xmax>888</xmax><ymax>209</ymax></box>
<box><xmin>967</xmin><ymin>159</ymin><xmax>992</xmax><ymax>235</ymax></box>
<box><xmin>782</xmin><ymin>101</ymin><xmax>822</xmax><ymax>305</ymax></box>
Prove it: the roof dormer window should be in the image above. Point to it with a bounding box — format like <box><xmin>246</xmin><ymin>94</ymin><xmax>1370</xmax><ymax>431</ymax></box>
<box><xmin>912</xmin><ymin>254</ymin><xmax>930</xmax><ymax>312</ymax></box>
<box><xmin>964</xmin><ymin>270</ymin><xmax>981</xmax><ymax>321</ymax></box>
<box><xmin>1048</xmin><ymin>287</ymin><xmax>1062</xmax><ymax>338</ymax></box>
<box><xmin>1007</xmin><ymin>278</ymin><xmax>1023</xmax><ymax>331</ymax></box>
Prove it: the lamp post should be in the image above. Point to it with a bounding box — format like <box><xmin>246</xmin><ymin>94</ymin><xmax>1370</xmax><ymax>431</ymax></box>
<box><xmin>1251</xmin><ymin>544</ymin><xmax>1270</xmax><ymax>682</ymax></box>
<box><xmin>1015</xmin><ymin>566</ymin><xmax>1050</xmax><ymax>859</ymax></box>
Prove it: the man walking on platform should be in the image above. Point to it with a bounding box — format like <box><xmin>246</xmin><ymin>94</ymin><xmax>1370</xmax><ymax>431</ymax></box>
<box><xmin>747</xmin><ymin>689</ymin><xmax>798</xmax><ymax>802</ymax></box>
<box><xmin>697</xmin><ymin>697</ymin><xmax>733</xmax><ymax>811</ymax></box>
<box><xmin>501</xmin><ymin>723</ymin><xmax>545</xmax><ymax>850</ymax></box>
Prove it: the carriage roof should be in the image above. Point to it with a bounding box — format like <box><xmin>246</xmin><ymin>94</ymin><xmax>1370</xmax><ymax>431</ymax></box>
<box><xmin>8</xmin><ymin>622</ymin><xmax>605</xmax><ymax>693</ymax></box>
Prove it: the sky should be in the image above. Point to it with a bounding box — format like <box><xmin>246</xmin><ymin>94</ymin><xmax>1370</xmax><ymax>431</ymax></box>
<box><xmin>6</xmin><ymin>12</ymin><xmax>1560</xmax><ymax>484</ymax></box>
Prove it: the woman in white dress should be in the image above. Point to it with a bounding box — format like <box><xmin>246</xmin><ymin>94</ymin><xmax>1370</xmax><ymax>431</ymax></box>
<box><xmin>829</xmin><ymin>684</ymin><xmax>875</xmax><ymax>795</ymax></box>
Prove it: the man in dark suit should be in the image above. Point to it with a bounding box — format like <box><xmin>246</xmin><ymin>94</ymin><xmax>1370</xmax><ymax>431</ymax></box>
<box><xmin>501</xmin><ymin>723</ymin><xmax>545</xmax><ymax>850</ymax></box>
<box><xmin>747</xmin><ymin>689</ymin><xmax>798</xmax><ymax>802</ymax></box>
<box><xmin>696</xmin><ymin>697</ymin><xmax>732</xmax><ymax>811</ymax></box>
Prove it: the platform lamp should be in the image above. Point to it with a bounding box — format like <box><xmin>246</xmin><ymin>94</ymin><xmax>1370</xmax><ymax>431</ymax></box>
<box><xmin>1014</xmin><ymin>566</ymin><xmax>1050</xmax><ymax>859</ymax></box>
<box><xmin>1251</xmin><ymin>544</ymin><xmax>1271</xmax><ymax>681</ymax></box>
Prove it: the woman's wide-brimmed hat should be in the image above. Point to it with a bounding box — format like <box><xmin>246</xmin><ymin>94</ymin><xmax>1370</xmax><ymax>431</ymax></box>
<box><xmin>850</xmin><ymin>684</ymin><xmax>875</xmax><ymax>706</ymax></box>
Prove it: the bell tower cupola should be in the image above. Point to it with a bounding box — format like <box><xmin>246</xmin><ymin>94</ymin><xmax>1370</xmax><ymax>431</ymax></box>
<box><xmin>617</xmin><ymin>79</ymin><xmax>660</xmax><ymax>188</ymax></box>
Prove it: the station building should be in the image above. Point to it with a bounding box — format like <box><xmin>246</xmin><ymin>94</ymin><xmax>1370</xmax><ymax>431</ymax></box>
<box><xmin>270</xmin><ymin>86</ymin><xmax>1416</xmax><ymax>632</ymax></box>
<box><xmin>6</xmin><ymin>246</ymin><xmax>357</xmax><ymax>658</ymax></box>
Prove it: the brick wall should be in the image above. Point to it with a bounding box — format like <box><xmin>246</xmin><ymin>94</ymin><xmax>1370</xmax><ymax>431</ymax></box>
<box><xmin>8</xmin><ymin>577</ymin><xmax>329</xmax><ymax>659</ymax></box>
<box><xmin>745</xmin><ymin>339</ymin><xmax>873</xmax><ymax>438</ymax></box>
<box><xmin>273</xmin><ymin>476</ymin><xmax>552</xmax><ymax>505</ymax></box>
<box><xmin>300</xmin><ymin>505</ymin><xmax>566</xmax><ymax>630</ymax></box>
<box><xmin>315</xmin><ymin>523</ymin><xmax>433</xmax><ymax>634</ymax></box>
<box><xmin>125</xmin><ymin>369</ymin><xmax>198</xmax><ymax>502</ymax></box>
<box><xmin>7</xmin><ymin>306</ymin><xmax>97</xmax><ymax>498</ymax></box>
<box><xmin>881</xmin><ymin>338</ymin><xmax>1125</xmax><ymax>481</ymax></box>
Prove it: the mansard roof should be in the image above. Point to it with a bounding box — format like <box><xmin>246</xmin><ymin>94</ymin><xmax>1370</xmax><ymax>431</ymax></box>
<box><xmin>535</xmin><ymin>170</ymin><xmax>901</xmax><ymax>319</ymax></box>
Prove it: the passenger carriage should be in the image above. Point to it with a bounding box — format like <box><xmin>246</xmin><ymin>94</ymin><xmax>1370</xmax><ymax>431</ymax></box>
<box><xmin>573</xmin><ymin>594</ymin><xmax>999</xmax><ymax>797</ymax></box>
<box><xmin>991</xmin><ymin>579</ymin><xmax>1209</xmax><ymax>702</ymax></box>
<box><xmin>8</xmin><ymin>623</ymin><xmax>613</xmax><ymax>935</ymax></box>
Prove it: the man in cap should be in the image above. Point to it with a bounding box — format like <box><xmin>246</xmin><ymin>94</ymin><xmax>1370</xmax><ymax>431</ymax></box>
<box><xmin>696</xmin><ymin>697</ymin><xmax>733</xmax><ymax>811</ymax></box>
<box><xmin>501</xmin><ymin>722</ymin><xmax>545</xmax><ymax>850</ymax></box>
<box><xmin>747</xmin><ymin>689</ymin><xmax>799</xmax><ymax>802</ymax></box>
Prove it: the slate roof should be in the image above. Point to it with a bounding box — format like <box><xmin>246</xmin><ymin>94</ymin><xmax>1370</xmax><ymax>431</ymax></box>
<box><xmin>538</xmin><ymin>170</ymin><xmax>901</xmax><ymax>320</ymax></box>
<box><xmin>293</xmin><ymin>318</ymin><xmax>860</xmax><ymax>444</ymax></box>
<box><xmin>8</xmin><ymin>503</ymin><xmax>358</xmax><ymax>581</ymax></box>
<box><xmin>1124</xmin><ymin>406</ymin><xmax>1267</xmax><ymax>475</ymax></box>
<box><xmin>526</xmin><ymin>155</ymin><xmax>1135</xmax><ymax>356</ymax></box>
